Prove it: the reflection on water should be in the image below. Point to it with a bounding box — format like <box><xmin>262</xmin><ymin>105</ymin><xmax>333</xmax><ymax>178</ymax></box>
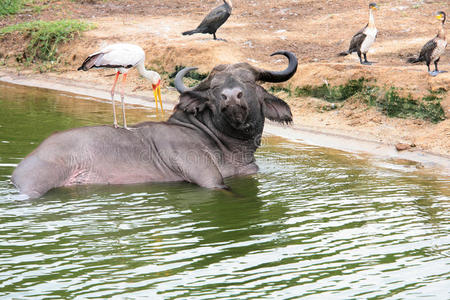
<box><xmin>0</xmin><ymin>81</ymin><xmax>449</xmax><ymax>299</ymax></box>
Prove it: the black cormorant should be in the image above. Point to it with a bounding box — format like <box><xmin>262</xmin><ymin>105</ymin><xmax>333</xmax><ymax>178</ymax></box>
<box><xmin>339</xmin><ymin>3</ymin><xmax>379</xmax><ymax>65</ymax></box>
<box><xmin>407</xmin><ymin>11</ymin><xmax>447</xmax><ymax>76</ymax></box>
<box><xmin>182</xmin><ymin>0</ymin><xmax>232</xmax><ymax>40</ymax></box>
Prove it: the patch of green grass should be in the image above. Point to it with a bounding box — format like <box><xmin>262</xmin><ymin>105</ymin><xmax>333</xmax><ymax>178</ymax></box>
<box><xmin>30</xmin><ymin>3</ymin><xmax>46</xmax><ymax>14</ymax></box>
<box><xmin>0</xmin><ymin>19</ymin><xmax>94</xmax><ymax>63</ymax></box>
<box><xmin>269</xmin><ymin>85</ymin><xmax>292</xmax><ymax>97</ymax></box>
<box><xmin>0</xmin><ymin>0</ymin><xmax>23</xmax><ymax>16</ymax></box>
<box><xmin>147</xmin><ymin>59</ymin><xmax>169</xmax><ymax>78</ymax></box>
<box><xmin>422</xmin><ymin>88</ymin><xmax>446</xmax><ymax>102</ymax></box>
<box><xmin>294</xmin><ymin>78</ymin><xmax>368</xmax><ymax>102</ymax></box>
<box><xmin>374</xmin><ymin>87</ymin><xmax>445</xmax><ymax>123</ymax></box>
<box><xmin>168</xmin><ymin>65</ymin><xmax>209</xmax><ymax>87</ymax></box>
<box><xmin>293</xmin><ymin>78</ymin><xmax>446</xmax><ymax>123</ymax></box>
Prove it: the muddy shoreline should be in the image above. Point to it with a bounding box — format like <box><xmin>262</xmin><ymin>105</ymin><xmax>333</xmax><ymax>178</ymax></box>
<box><xmin>1</xmin><ymin>70</ymin><xmax>449</xmax><ymax>175</ymax></box>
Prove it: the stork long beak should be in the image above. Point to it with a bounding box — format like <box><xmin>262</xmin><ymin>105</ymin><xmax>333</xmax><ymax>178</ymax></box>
<box><xmin>152</xmin><ymin>80</ymin><xmax>164</xmax><ymax>113</ymax></box>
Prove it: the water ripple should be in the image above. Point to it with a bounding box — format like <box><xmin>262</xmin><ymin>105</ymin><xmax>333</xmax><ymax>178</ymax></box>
<box><xmin>0</xmin><ymin>83</ymin><xmax>449</xmax><ymax>298</ymax></box>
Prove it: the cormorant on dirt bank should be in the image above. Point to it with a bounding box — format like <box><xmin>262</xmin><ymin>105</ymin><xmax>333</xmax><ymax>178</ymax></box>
<box><xmin>182</xmin><ymin>0</ymin><xmax>232</xmax><ymax>40</ymax></box>
<box><xmin>407</xmin><ymin>11</ymin><xmax>447</xmax><ymax>76</ymax></box>
<box><xmin>339</xmin><ymin>3</ymin><xmax>379</xmax><ymax>65</ymax></box>
<box><xmin>77</xmin><ymin>43</ymin><xmax>163</xmax><ymax>128</ymax></box>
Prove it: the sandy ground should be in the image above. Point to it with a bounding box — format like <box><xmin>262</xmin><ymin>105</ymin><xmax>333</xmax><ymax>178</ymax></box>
<box><xmin>0</xmin><ymin>0</ymin><xmax>449</xmax><ymax>158</ymax></box>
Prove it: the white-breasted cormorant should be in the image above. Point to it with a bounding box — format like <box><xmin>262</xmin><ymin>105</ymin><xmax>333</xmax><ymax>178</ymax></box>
<box><xmin>182</xmin><ymin>0</ymin><xmax>232</xmax><ymax>40</ymax></box>
<box><xmin>339</xmin><ymin>3</ymin><xmax>379</xmax><ymax>65</ymax></box>
<box><xmin>407</xmin><ymin>11</ymin><xmax>447</xmax><ymax>76</ymax></box>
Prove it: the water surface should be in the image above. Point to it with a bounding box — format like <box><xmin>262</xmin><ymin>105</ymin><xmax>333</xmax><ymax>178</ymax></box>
<box><xmin>0</xmin><ymin>81</ymin><xmax>449</xmax><ymax>299</ymax></box>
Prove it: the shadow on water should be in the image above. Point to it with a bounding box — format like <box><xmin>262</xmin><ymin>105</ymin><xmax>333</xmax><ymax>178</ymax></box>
<box><xmin>0</xmin><ymin>81</ymin><xmax>449</xmax><ymax>299</ymax></box>
<box><xmin>40</xmin><ymin>174</ymin><xmax>266</xmax><ymax>234</ymax></box>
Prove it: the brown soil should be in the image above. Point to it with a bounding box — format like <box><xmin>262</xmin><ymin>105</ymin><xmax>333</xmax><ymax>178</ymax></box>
<box><xmin>0</xmin><ymin>0</ymin><xmax>449</xmax><ymax>157</ymax></box>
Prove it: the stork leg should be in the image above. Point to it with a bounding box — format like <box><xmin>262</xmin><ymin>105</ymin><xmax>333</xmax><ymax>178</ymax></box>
<box><xmin>213</xmin><ymin>33</ymin><xmax>217</xmax><ymax>40</ymax></box>
<box><xmin>120</xmin><ymin>73</ymin><xmax>128</xmax><ymax>129</ymax></box>
<box><xmin>110</xmin><ymin>72</ymin><xmax>120</xmax><ymax>128</ymax></box>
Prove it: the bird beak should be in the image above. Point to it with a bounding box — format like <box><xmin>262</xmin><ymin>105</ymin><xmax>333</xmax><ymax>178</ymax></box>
<box><xmin>372</xmin><ymin>5</ymin><xmax>378</xmax><ymax>10</ymax></box>
<box><xmin>152</xmin><ymin>79</ymin><xmax>164</xmax><ymax>113</ymax></box>
<box><xmin>435</xmin><ymin>14</ymin><xmax>442</xmax><ymax>20</ymax></box>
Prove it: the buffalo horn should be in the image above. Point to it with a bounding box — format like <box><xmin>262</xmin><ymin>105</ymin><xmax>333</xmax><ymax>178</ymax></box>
<box><xmin>174</xmin><ymin>67</ymin><xmax>198</xmax><ymax>94</ymax></box>
<box><xmin>257</xmin><ymin>51</ymin><xmax>298</xmax><ymax>83</ymax></box>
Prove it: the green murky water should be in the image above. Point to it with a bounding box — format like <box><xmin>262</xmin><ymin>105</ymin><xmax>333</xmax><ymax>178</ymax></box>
<box><xmin>0</xmin><ymin>81</ymin><xmax>449</xmax><ymax>299</ymax></box>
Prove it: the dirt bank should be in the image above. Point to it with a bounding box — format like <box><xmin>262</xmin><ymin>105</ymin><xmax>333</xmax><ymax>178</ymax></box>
<box><xmin>0</xmin><ymin>0</ymin><xmax>449</xmax><ymax>158</ymax></box>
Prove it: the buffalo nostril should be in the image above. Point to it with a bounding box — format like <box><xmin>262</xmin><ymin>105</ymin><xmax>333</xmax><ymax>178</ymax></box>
<box><xmin>221</xmin><ymin>104</ymin><xmax>229</xmax><ymax>112</ymax></box>
<box><xmin>221</xmin><ymin>93</ymin><xmax>227</xmax><ymax>100</ymax></box>
<box><xmin>237</xmin><ymin>91</ymin><xmax>243</xmax><ymax>99</ymax></box>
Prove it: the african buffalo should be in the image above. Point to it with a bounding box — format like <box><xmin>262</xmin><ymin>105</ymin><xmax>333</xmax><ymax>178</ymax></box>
<box><xmin>12</xmin><ymin>51</ymin><xmax>297</xmax><ymax>198</ymax></box>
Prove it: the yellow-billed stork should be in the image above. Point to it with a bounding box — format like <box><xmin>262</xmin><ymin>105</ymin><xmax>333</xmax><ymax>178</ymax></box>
<box><xmin>78</xmin><ymin>43</ymin><xmax>163</xmax><ymax>129</ymax></box>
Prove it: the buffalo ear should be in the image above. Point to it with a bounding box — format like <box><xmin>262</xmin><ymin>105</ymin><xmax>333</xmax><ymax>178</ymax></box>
<box><xmin>259</xmin><ymin>87</ymin><xmax>293</xmax><ymax>124</ymax></box>
<box><xmin>175</xmin><ymin>91</ymin><xmax>210</xmax><ymax>115</ymax></box>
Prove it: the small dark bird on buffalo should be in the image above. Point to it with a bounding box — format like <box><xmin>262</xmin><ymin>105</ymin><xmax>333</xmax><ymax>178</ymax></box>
<box><xmin>407</xmin><ymin>11</ymin><xmax>447</xmax><ymax>76</ymax></box>
<box><xmin>182</xmin><ymin>0</ymin><xmax>232</xmax><ymax>41</ymax></box>
<box><xmin>339</xmin><ymin>3</ymin><xmax>378</xmax><ymax>65</ymax></box>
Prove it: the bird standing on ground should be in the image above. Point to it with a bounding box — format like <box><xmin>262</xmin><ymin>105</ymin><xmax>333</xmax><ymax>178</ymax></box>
<box><xmin>182</xmin><ymin>0</ymin><xmax>232</xmax><ymax>41</ymax></box>
<box><xmin>339</xmin><ymin>3</ymin><xmax>379</xmax><ymax>65</ymax></box>
<box><xmin>407</xmin><ymin>11</ymin><xmax>447</xmax><ymax>76</ymax></box>
<box><xmin>77</xmin><ymin>43</ymin><xmax>163</xmax><ymax>129</ymax></box>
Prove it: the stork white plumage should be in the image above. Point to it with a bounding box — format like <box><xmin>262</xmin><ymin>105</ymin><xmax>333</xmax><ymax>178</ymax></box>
<box><xmin>78</xmin><ymin>43</ymin><xmax>163</xmax><ymax>129</ymax></box>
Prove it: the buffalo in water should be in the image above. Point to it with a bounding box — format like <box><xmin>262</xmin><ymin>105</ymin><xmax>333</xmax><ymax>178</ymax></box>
<box><xmin>12</xmin><ymin>51</ymin><xmax>298</xmax><ymax>198</ymax></box>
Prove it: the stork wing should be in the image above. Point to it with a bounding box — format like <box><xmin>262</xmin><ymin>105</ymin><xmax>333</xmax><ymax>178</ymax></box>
<box><xmin>94</xmin><ymin>44</ymin><xmax>144</xmax><ymax>69</ymax></box>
